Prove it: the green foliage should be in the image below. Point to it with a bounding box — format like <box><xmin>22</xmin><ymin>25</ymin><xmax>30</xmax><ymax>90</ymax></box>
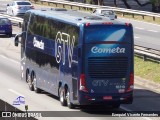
<box><xmin>85</xmin><ymin>0</ymin><xmax>93</xmax><ymax>4</ymax></box>
<box><xmin>135</xmin><ymin>56</ymin><xmax>160</xmax><ymax>83</ymax></box>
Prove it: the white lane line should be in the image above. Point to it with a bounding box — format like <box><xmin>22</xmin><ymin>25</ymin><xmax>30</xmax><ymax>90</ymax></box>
<box><xmin>0</xmin><ymin>55</ymin><xmax>19</xmax><ymax>64</ymax></box>
<box><xmin>8</xmin><ymin>89</ymin><xmax>25</xmax><ymax>97</ymax></box>
<box><xmin>147</xmin><ymin>30</ymin><xmax>158</xmax><ymax>33</ymax></box>
<box><xmin>134</xmin><ymin>36</ymin><xmax>140</xmax><ymax>39</ymax></box>
<box><xmin>135</xmin><ymin>27</ymin><xmax>144</xmax><ymax>30</ymax></box>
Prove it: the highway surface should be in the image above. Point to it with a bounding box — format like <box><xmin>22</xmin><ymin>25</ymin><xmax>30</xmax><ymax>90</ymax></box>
<box><xmin>0</xmin><ymin>0</ymin><xmax>160</xmax><ymax>120</ymax></box>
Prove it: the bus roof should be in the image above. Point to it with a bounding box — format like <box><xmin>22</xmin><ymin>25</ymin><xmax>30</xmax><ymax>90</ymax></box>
<box><xmin>27</xmin><ymin>8</ymin><xmax>127</xmax><ymax>26</ymax></box>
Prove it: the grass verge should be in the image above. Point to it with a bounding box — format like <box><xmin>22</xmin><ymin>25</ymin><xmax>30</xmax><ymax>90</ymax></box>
<box><xmin>135</xmin><ymin>56</ymin><xmax>160</xmax><ymax>83</ymax></box>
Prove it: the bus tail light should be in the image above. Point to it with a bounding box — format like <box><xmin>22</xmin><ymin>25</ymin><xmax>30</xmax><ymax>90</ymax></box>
<box><xmin>125</xmin><ymin>23</ymin><xmax>130</xmax><ymax>26</ymax></box>
<box><xmin>126</xmin><ymin>73</ymin><xmax>134</xmax><ymax>92</ymax></box>
<box><xmin>79</xmin><ymin>74</ymin><xmax>88</xmax><ymax>92</ymax></box>
<box><xmin>30</xmin><ymin>6</ymin><xmax>34</xmax><ymax>9</ymax></box>
<box><xmin>102</xmin><ymin>22</ymin><xmax>113</xmax><ymax>25</ymax></box>
<box><xmin>85</xmin><ymin>23</ymin><xmax>90</xmax><ymax>27</ymax></box>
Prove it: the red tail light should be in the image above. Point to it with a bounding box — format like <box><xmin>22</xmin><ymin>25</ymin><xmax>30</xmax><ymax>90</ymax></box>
<box><xmin>85</xmin><ymin>23</ymin><xmax>90</xmax><ymax>27</ymax></box>
<box><xmin>17</xmin><ymin>6</ymin><xmax>21</xmax><ymax>9</ymax></box>
<box><xmin>125</xmin><ymin>23</ymin><xmax>130</xmax><ymax>26</ymax></box>
<box><xmin>102</xmin><ymin>22</ymin><xmax>113</xmax><ymax>25</ymax></box>
<box><xmin>30</xmin><ymin>6</ymin><xmax>34</xmax><ymax>9</ymax></box>
<box><xmin>126</xmin><ymin>73</ymin><xmax>134</xmax><ymax>92</ymax></box>
<box><xmin>79</xmin><ymin>74</ymin><xmax>88</xmax><ymax>92</ymax></box>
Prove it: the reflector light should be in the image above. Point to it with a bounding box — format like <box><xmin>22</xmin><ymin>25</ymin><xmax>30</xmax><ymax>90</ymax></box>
<box><xmin>85</xmin><ymin>23</ymin><xmax>90</xmax><ymax>27</ymax></box>
<box><xmin>79</xmin><ymin>74</ymin><xmax>88</xmax><ymax>92</ymax></box>
<box><xmin>125</xmin><ymin>23</ymin><xmax>130</xmax><ymax>26</ymax></box>
<box><xmin>30</xmin><ymin>6</ymin><xmax>34</xmax><ymax>9</ymax></box>
<box><xmin>102</xmin><ymin>22</ymin><xmax>113</xmax><ymax>25</ymax></box>
<box><xmin>126</xmin><ymin>73</ymin><xmax>134</xmax><ymax>92</ymax></box>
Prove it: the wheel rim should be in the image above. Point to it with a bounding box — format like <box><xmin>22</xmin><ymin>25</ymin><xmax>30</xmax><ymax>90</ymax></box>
<box><xmin>66</xmin><ymin>91</ymin><xmax>70</xmax><ymax>106</ymax></box>
<box><xmin>33</xmin><ymin>77</ymin><xmax>36</xmax><ymax>90</ymax></box>
<box><xmin>60</xmin><ymin>90</ymin><xmax>64</xmax><ymax>103</ymax></box>
<box><xmin>27</xmin><ymin>75</ymin><xmax>32</xmax><ymax>87</ymax></box>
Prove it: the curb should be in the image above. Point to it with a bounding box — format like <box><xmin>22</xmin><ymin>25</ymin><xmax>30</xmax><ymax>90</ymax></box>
<box><xmin>135</xmin><ymin>76</ymin><xmax>160</xmax><ymax>93</ymax></box>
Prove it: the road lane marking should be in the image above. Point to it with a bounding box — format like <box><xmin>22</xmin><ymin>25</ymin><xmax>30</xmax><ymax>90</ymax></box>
<box><xmin>147</xmin><ymin>30</ymin><xmax>158</xmax><ymax>33</ymax></box>
<box><xmin>134</xmin><ymin>36</ymin><xmax>140</xmax><ymax>39</ymax></box>
<box><xmin>8</xmin><ymin>89</ymin><xmax>25</xmax><ymax>97</ymax></box>
<box><xmin>135</xmin><ymin>27</ymin><xmax>144</xmax><ymax>30</ymax></box>
<box><xmin>0</xmin><ymin>55</ymin><xmax>19</xmax><ymax>64</ymax></box>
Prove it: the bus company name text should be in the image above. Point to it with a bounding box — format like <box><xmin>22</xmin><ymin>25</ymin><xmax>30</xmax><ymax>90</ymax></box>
<box><xmin>91</xmin><ymin>46</ymin><xmax>125</xmax><ymax>54</ymax></box>
<box><xmin>33</xmin><ymin>37</ymin><xmax>44</xmax><ymax>50</ymax></box>
<box><xmin>55</xmin><ymin>31</ymin><xmax>75</xmax><ymax>68</ymax></box>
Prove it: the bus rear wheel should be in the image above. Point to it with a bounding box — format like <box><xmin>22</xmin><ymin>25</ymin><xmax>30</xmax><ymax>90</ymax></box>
<box><xmin>27</xmin><ymin>74</ymin><xmax>34</xmax><ymax>91</ymax></box>
<box><xmin>33</xmin><ymin>75</ymin><xmax>41</xmax><ymax>93</ymax></box>
<box><xmin>59</xmin><ymin>87</ymin><xmax>67</xmax><ymax>106</ymax></box>
<box><xmin>66</xmin><ymin>88</ymin><xmax>75</xmax><ymax>109</ymax></box>
<box><xmin>112</xmin><ymin>104</ymin><xmax>120</xmax><ymax>109</ymax></box>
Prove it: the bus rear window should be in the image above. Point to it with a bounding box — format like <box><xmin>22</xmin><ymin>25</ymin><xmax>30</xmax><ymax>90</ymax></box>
<box><xmin>84</xmin><ymin>25</ymin><xmax>132</xmax><ymax>44</ymax></box>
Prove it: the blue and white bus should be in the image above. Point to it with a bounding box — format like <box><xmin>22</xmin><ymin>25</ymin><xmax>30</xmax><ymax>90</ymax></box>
<box><xmin>15</xmin><ymin>8</ymin><xmax>134</xmax><ymax>109</ymax></box>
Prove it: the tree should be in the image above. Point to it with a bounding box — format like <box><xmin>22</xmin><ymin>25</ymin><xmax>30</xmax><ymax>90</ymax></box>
<box><xmin>92</xmin><ymin>0</ymin><xmax>104</xmax><ymax>5</ymax></box>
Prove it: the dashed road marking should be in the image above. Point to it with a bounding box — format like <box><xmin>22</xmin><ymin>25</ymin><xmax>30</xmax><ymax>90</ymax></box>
<box><xmin>135</xmin><ymin>27</ymin><xmax>144</xmax><ymax>30</ymax></box>
<box><xmin>8</xmin><ymin>89</ymin><xmax>25</xmax><ymax>97</ymax></box>
<box><xmin>0</xmin><ymin>55</ymin><xmax>19</xmax><ymax>64</ymax></box>
<box><xmin>134</xmin><ymin>36</ymin><xmax>140</xmax><ymax>39</ymax></box>
<box><xmin>148</xmin><ymin>30</ymin><xmax>158</xmax><ymax>33</ymax></box>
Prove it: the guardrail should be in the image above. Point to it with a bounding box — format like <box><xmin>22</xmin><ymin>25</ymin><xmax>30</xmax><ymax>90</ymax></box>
<box><xmin>134</xmin><ymin>46</ymin><xmax>160</xmax><ymax>61</ymax></box>
<box><xmin>39</xmin><ymin>0</ymin><xmax>160</xmax><ymax>21</ymax></box>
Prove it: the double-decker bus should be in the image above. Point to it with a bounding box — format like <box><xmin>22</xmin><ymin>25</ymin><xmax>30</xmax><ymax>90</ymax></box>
<box><xmin>14</xmin><ymin>8</ymin><xmax>134</xmax><ymax>109</ymax></box>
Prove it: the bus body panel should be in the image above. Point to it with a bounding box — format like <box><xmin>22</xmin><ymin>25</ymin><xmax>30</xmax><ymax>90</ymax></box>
<box><xmin>19</xmin><ymin>10</ymin><xmax>134</xmax><ymax>107</ymax></box>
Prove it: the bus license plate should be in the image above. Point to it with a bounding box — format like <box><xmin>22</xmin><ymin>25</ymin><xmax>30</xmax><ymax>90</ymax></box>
<box><xmin>103</xmin><ymin>96</ymin><xmax>112</xmax><ymax>100</ymax></box>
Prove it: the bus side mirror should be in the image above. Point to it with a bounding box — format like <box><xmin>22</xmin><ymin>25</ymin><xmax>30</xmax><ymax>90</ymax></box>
<box><xmin>14</xmin><ymin>33</ymin><xmax>22</xmax><ymax>47</ymax></box>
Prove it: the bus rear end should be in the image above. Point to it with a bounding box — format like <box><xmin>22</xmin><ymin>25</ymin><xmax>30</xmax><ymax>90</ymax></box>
<box><xmin>78</xmin><ymin>23</ymin><xmax>134</xmax><ymax>107</ymax></box>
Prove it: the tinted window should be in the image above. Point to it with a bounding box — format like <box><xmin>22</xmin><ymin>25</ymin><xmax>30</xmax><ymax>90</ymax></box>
<box><xmin>29</xmin><ymin>15</ymin><xmax>79</xmax><ymax>46</ymax></box>
<box><xmin>101</xmin><ymin>10</ymin><xmax>114</xmax><ymax>15</ymax></box>
<box><xmin>0</xmin><ymin>18</ymin><xmax>10</xmax><ymax>25</ymax></box>
<box><xmin>84</xmin><ymin>25</ymin><xmax>132</xmax><ymax>43</ymax></box>
<box><xmin>17</xmin><ymin>2</ymin><xmax>31</xmax><ymax>5</ymax></box>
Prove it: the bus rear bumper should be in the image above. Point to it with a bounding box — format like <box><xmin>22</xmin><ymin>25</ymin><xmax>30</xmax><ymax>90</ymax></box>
<box><xmin>78</xmin><ymin>91</ymin><xmax>133</xmax><ymax>105</ymax></box>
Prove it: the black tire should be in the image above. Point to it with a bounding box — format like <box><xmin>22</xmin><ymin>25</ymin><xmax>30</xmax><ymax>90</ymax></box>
<box><xmin>12</xmin><ymin>11</ymin><xmax>15</xmax><ymax>16</ymax></box>
<box><xmin>27</xmin><ymin>73</ymin><xmax>34</xmax><ymax>91</ymax></box>
<box><xmin>33</xmin><ymin>75</ymin><xmax>41</xmax><ymax>93</ymax></box>
<box><xmin>66</xmin><ymin>88</ymin><xmax>75</xmax><ymax>109</ymax></box>
<box><xmin>7</xmin><ymin>33</ymin><xmax>12</xmax><ymax>37</ymax></box>
<box><xmin>9</xmin><ymin>33</ymin><xmax>12</xmax><ymax>37</ymax></box>
<box><xmin>112</xmin><ymin>104</ymin><xmax>120</xmax><ymax>109</ymax></box>
<box><xmin>59</xmin><ymin>87</ymin><xmax>67</xmax><ymax>106</ymax></box>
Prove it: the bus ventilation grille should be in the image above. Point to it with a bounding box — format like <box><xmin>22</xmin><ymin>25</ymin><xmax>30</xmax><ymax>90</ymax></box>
<box><xmin>88</xmin><ymin>57</ymin><xmax>128</xmax><ymax>78</ymax></box>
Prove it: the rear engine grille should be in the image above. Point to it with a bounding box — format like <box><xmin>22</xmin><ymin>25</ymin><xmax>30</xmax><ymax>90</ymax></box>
<box><xmin>88</xmin><ymin>57</ymin><xmax>128</xmax><ymax>78</ymax></box>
